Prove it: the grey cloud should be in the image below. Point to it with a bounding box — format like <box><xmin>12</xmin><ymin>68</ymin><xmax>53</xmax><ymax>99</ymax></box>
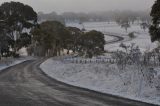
<box><xmin>0</xmin><ymin>0</ymin><xmax>156</xmax><ymax>13</ymax></box>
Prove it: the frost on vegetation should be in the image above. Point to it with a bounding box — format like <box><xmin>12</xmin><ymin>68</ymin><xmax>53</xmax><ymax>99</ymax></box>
<box><xmin>41</xmin><ymin>50</ymin><xmax>160</xmax><ymax>105</ymax></box>
<box><xmin>41</xmin><ymin>22</ymin><xmax>160</xmax><ymax>105</ymax></box>
<box><xmin>112</xmin><ymin>43</ymin><xmax>160</xmax><ymax>91</ymax></box>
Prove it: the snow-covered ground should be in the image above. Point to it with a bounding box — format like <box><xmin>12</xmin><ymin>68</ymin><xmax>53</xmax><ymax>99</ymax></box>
<box><xmin>103</xmin><ymin>25</ymin><xmax>157</xmax><ymax>52</ymax></box>
<box><xmin>0</xmin><ymin>56</ymin><xmax>34</xmax><ymax>71</ymax></box>
<box><xmin>41</xmin><ymin>58</ymin><xmax>160</xmax><ymax>105</ymax></box>
<box><xmin>66</xmin><ymin>22</ymin><xmax>158</xmax><ymax>52</ymax></box>
<box><xmin>40</xmin><ymin>22</ymin><xmax>160</xmax><ymax>105</ymax></box>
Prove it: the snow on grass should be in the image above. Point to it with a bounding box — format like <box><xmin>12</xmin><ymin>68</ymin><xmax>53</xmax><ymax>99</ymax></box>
<box><xmin>105</xmin><ymin>34</ymin><xmax>115</xmax><ymax>42</ymax></box>
<box><xmin>43</xmin><ymin>22</ymin><xmax>160</xmax><ymax>105</ymax></box>
<box><xmin>104</xmin><ymin>25</ymin><xmax>157</xmax><ymax>52</ymax></box>
<box><xmin>104</xmin><ymin>31</ymin><xmax>157</xmax><ymax>52</ymax></box>
<box><xmin>0</xmin><ymin>56</ymin><xmax>34</xmax><ymax>71</ymax></box>
<box><xmin>66</xmin><ymin>22</ymin><xmax>158</xmax><ymax>52</ymax></box>
<box><xmin>41</xmin><ymin>58</ymin><xmax>160</xmax><ymax>105</ymax></box>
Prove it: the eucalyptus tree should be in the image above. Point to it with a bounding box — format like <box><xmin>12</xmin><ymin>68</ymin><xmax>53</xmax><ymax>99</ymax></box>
<box><xmin>0</xmin><ymin>1</ymin><xmax>37</xmax><ymax>53</ymax></box>
<box><xmin>67</xmin><ymin>27</ymin><xmax>83</xmax><ymax>53</ymax></box>
<box><xmin>121</xmin><ymin>22</ymin><xmax>130</xmax><ymax>32</ymax></box>
<box><xmin>140</xmin><ymin>22</ymin><xmax>149</xmax><ymax>31</ymax></box>
<box><xmin>31</xmin><ymin>21</ymin><xmax>70</xmax><ymax>56</ymax></box>
<box><xmin>149</xmin><ymin>0</ymin><xmax>160</xmax><ymax>42</ymax></box>
<box><xmin>0</xmin><ymin>12</ymin><xmax>13</xmax><ymax>58</ymax></box>
<box><xmin>81</xmin><ymin>30</ymin><xmax>105</xmax><ymax>58</ymax></box>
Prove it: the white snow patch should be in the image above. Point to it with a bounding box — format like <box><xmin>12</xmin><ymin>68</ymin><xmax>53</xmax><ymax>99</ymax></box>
<box><xmin>41</xmin><ymin>22</ymin><xmax>160</xmax><ymax>105</ymax></box>
<box><xmin>40</xmin><ymin>58</ymin><xmax>160</xmax><ymax>105</ymax></box>
<box><xmin>66</xmin><ymin>22</ymin><xmax>157</xmax><ymax>52</ymax></box>
<box><xmin>0</xmin><ymin>56</ymin><xmax>34</xmax><ymax>71</ymax></box>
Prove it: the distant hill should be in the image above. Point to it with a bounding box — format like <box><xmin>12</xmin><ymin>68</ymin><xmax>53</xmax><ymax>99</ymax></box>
<box><xmin>38</xmin><ymin>10</ymin><xmax>151</xmax><ymax>24</ymax></box>
<box><xmin>38</xmin><ymin>12</ymin><xmax>65</xmax><ymax>24</ymax></box>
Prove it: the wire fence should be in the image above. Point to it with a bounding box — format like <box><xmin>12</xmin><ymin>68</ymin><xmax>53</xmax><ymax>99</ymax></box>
<box><xmin>62</xmin><ymin>57</ymin><xmax>116</xmax><ymax>64</ymax></box>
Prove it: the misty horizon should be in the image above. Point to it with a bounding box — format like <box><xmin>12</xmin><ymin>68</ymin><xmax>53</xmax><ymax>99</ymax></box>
<box><xmin>0</xmin><ymin>0</ymin><xmax>156</xmax><ymax>14</ymax></box>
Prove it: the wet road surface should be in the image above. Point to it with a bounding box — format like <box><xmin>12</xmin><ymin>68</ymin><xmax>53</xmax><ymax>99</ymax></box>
<box><xmin>0</xmin><ymin>60</ymin><xmax>158</xmax><ymax>106</ymax></box>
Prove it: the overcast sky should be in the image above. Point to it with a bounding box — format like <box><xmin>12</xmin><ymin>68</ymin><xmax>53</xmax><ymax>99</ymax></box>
<box><xmin>0</xmin><ymin>0</ymin><xmax>156</xmax><ymax>13</ymax></box>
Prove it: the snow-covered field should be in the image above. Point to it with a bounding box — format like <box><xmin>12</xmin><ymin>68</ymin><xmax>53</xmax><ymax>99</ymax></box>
<box><xmin>0</xmin><ymin>56</ymin><xmax>34</xmax><ymax>71</ymax></box>
<box><xmin>40</xmin><ymin>22</ymin><xmax>160</xmax><ymax>105</ymax></box>
<box><xmin>103</xmin><ymin>25</ymin><xmax>157</xmax><ymax>52</ymax></box>
<box><xmin>41</xmin><ymin>58</ymin><xmax>160</xmax><ymax>105</ymax></box>
<box><xmin>66</xmin><ymin>22</ymin><xmax>157</xmax><ymax>52</ymax></box>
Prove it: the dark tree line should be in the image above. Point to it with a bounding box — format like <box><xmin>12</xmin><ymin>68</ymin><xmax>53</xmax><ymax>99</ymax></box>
<box><xmin>38</xmin><ymin>10</ymin><xmax>151</xmax><ymax>24</ymax></box>
<box><xmin>0</xmin><ymin>1</ymin><xmax>105</xmax><ymax>59</ymax></box>
<box><xmin>38</xmin><ymin>11</ymin><xmax>64</xmax><ymax>24</ymax></box>
<box><xmin>31</xmin><ymin>21</ymin><xmax>105</xmax><ymax>58</ymax></box>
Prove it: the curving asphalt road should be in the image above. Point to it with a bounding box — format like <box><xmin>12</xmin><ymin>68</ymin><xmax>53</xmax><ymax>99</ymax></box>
<box><xmin>0</xmin><ymin>59</ymin><xmax>158</xmax><ymax>106</ymax></box>
<box><xmin>105</xmin><ymin>33</ymin><xmax>124</xmax><ymax>44</ymax></box>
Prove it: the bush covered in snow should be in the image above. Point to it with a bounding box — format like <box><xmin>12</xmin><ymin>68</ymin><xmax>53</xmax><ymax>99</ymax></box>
<box><xmin>41</xmin><ymin>57</ymin><xmax>160</xmax><ymax>105</ymax></box>
<box><xmin>112</xmin><ymin>43</ymin><xmax>160</xmax><ymax>90</ymax></box>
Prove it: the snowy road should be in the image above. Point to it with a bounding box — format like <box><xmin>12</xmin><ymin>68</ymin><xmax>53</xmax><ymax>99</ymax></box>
<box><xmin>105</xmin><ymin>33</ymin><xmax>124</xmax><ymax>44</ymax></box>
<box><xmin>0</xmin><ymin>59</ymin><xmax>157</xmax><ymax>106</ymax></box>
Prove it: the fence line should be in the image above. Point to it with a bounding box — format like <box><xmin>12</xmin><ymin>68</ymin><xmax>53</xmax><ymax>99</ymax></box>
<box><xmin>62</xmin><ymin>58</ymin><xmax>116</xmax><ymax>64</ymax></box>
